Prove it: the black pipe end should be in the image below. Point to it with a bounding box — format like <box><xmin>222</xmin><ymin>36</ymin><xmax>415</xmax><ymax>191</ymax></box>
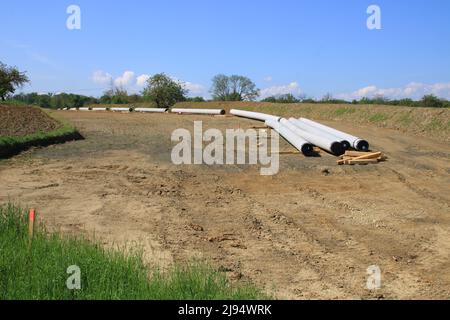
<box><xmin>301</xmin><ymin>144</ymin><xmax>315</xmax><ymax>156</ymax></box>
<box><xmin>331</xmin><ymin>142</ymin><xmax>345</xmax><ymax>156</ymax></box>
<box><xmin>341</xmin><ymin>140</ymin><xmax>351</xmax><ymax>150</ymax></box>
<box><xmin>220</xmin><ymin>109</ymin><xmax>226</xmax><ymax>115</ymax></box>
<box><xmin>356</xmin><ymin>140</ymin><xmax>370</xmax><ymax>151</ymax></box>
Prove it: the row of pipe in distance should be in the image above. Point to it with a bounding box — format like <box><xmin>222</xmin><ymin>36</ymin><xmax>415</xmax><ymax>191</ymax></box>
<box><xmin>230</xmin><ymin>109</ymin><xmax>369</xmax><ymax>156</ymax></box>
<box><xmin>60</xmin><ymin>106</ymin><xmax>369</xmax><ymax>155</ymax></box>
<box><xmin>61</xmin><ymin>107</ymin><xmax>226</xmax><ymax>115</ymax></box>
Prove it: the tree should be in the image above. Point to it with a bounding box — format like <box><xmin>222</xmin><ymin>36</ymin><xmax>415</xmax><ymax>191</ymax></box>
<box><xmin>142</xmin><ymin>73</ymin><xmax>187</xmax><ymax>108</ymax></box>
<box><xmin>0</xmin><ymin>62</ymin><xmax>30</xmax><ymax>100</ymax></box>
<box><xmin>321</xmin><ymin>93</ymin><xmax>333</xmax><ymax>102</ymax></box>
<box><xmin>210</xmin><ymin>74</ymin><xmax>259</xmax><ymax>101</ymax></box>
<box><xmin>421</xmin><ymin>94</ymin><xmax>444</xmax><ymax>108</ymax></box>
<box><xmin>101</xmin><ymin>86</ymin><xmax>131</xmax><ymax>104</ymax></box>
<box><xmin>372</xmin><ymin>94</ymin><xmax>389</xmax><ymax>105</ymax></box>
<box><xmin>261</xmin><ymin>94</ymin><xmax>300</xmax><ymax>103</ymax></box>
<box><xmin>186</xmin><ymin>96</ymin><xmax>206</xmax><ymax>102</ymax></box>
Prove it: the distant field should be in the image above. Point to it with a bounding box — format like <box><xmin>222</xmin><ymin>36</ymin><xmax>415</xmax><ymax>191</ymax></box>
<box><xmin>173</xmin><ymin>102</ymin><xmax>450</xmax><ymax>141</ymax></box>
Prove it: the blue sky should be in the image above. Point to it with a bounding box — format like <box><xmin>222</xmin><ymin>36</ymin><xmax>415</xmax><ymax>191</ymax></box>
<box><xmin>1</xmin><ymin>0</ymin><xmax>449</xmax><ymax>100</ymax></box>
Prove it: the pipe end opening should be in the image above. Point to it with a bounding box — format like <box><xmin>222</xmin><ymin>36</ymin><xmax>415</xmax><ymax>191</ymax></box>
<box><xmin>331</xmin><ymin>142</ymin><xmax>345</xmax><ymax>156</ymax></box>
<box><xmin>341</xmin><ymin>140</ymin><xmax>351</xmax><ymax>150</ymax></box>
<box><xmin>301</xmin><ymin>144</ymin><xmax>315</xmax><ymax>156</ymax></box>
<box><xmin>356</xmin><ymin>140</ymin><xmax>370</xmax><ymax>151</ymax></box>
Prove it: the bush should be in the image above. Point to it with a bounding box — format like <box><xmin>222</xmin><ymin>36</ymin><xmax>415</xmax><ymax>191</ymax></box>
<box><xmin>186</xmin><ymin>96</ymin><xmax>206</xmax><ymax>102</ymax></box>
<box><xmin>262</xmin><ymin>94</ymin><xmax>300</xmax><ymax>104</ymax></box>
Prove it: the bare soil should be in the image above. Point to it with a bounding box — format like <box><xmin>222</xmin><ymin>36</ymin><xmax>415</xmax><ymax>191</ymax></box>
<box><xmin>1</xmin><ymin>110</ymin><xmax>449</xmax><ymax>300</ymax></box>
<box><xmin>0</xmin><ymin>105</ymin><xmax>59</xmax><ymax>137</ymax></box>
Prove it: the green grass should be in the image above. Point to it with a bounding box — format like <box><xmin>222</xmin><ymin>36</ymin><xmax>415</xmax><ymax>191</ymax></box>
<box><xmin>369</xmin><ymin>113</ymin><xmax>389</xmax><ymax>123</ymax></box>
<box><xmin>334</xmin><ymin>107</ymin><xmax>356</xmax><ymax>116</ymax></box>
<box><xmin>424</xmin><ymin>117</ymin><xmax>448</xmax><ymax>132</ymax></box>
<box><xmin>398</xmin><ymin>113</ymin><xmax>414</xmax><ymax>126</ymax></box>
<box><xmin>1</xmin><ymin>100</ymin><xmax>29</xmax><ymax>106</ymax></box>
<box><xmin>0</xmin><ymin>204</ymin><xmax>265</xmax><ymax>300</ymax></box>
<box><xmin>0</xmin><ymin>122</ymin><xmax>77</xmax><ymax>149</ymax></box>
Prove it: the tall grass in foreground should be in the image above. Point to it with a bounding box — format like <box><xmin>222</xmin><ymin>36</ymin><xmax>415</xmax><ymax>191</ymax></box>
<box><xmin>0</xmin><ymin>204</ymin><xmax>264</xmax><ymax>300</ymax></box>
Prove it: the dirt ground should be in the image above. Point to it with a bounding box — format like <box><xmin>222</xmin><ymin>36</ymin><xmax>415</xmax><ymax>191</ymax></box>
<box><xmin>1</xmin><ymin>110</ymin><xmax>449</xmax><ymax>300</ymax></box>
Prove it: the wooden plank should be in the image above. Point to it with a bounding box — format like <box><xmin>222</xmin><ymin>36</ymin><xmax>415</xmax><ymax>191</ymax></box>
<box><xmin>348</xmin><ymin>159</ymin><xmax>379</xmax><ymax>165</ymax></box>
<box><xmin>275</xmin><ymin>150</ymin><xmax>301</xmax><ymax>155</ymax></box>
<box><xmin>351</xmin><ymin>152</ymin><xmax>382</xmax><ymax>161</ymax></box>
<box><xmin>338</xmin><ymin>158</ymin><xmax>381</xmax><ymax>165</ymax></box>
<box><xmin>344</xmin><ymin>151</ymin><xmax>370</xmax><ymax>157</ymax></box>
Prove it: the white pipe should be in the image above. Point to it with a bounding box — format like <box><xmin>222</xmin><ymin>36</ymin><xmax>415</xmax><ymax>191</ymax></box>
<box><xmin>265</xmin><ymin>119</ymin><xmax>314</xmax><ymax>156</ymax></box>
<box><xmin>110</xmin><ymin>107</ymin><xmax>132</xmax><ymax>112</ymax></box>
<box><xmin>289</xmin><ymin>118</ymin><xmax>351</xmax><ymax>150</ymax></box>
<box><xmin>230</xmin><ymin>109</ymin><xmax>281</xmax><ymax>122</ymax></box>
<box><xmin>78</xmin><ymin>107</ymin><xmax>90</xmax><ymax>111</ymax></box>
<box><xmin>69</xmin><ymin>108</ymin><xmax>77</xmax><ymax>111</ymax></box>
<box><xmin>280</xmin><ymin>119</ymin><xmax>345</xmax><ymax>155</ymax></box>
<box><xmin>134</xmin><ymin>108</ymin><xmax>168</xmax><ymax>113</ymax></box>
<box><xmin>91</xmin><ymin>107</ymin><xmax>107</xmax><ymax>111</ymax></box>
<box><xmin>171</xmin><ymin>108</ymin><xmax>225</xmax><ymax>115</ymax></box>
<box><xmin>298</xmin><ymin>118</ymin><xmax>369</xmax><ymax>151</ymax></box>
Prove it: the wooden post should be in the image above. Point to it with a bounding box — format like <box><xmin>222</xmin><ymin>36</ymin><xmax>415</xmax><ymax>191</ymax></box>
<box><xmin>28</xmin><ymin>208</ymin><xmax>36</xmax><ymax>249</ymax></box>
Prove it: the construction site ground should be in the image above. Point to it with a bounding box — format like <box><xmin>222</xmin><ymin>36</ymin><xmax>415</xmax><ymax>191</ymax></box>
<box><xmin>1</xmin><ymin>110</ymin><xmax>449</xmax><ymax>299</ymax></box>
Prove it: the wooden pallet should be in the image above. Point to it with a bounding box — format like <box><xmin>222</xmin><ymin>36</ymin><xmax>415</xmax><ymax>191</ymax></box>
<box><xmin>337</xmin><ymin>151</ymin><xmax>387</xmax><ymax>165</ymax></box>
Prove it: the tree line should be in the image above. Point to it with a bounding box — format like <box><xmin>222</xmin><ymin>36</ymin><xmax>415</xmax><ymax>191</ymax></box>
<box><xmin>261</xmin><ymin>93</ymin><xmax>450</xmax><ymax>109</ymax></box>
<box><xmin>1</xmin><ymin>61</ymin><xmax>449</xmax><ymax>109</ymax></box>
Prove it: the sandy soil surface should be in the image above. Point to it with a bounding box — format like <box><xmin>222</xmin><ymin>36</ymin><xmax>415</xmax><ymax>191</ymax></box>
<box><xmin>1</xmin><ymin>110</ymin><xmax>449</xmax><ymax>299</ymax></box>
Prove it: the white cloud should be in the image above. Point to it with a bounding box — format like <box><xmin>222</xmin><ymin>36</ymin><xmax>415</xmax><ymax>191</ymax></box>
<box><xmin>91</xmin><ymin>70</ymin><xmax>113</xmax><ymax>85</ymax></box>
<box><xmin>136</xmin><ymin>74</ymin><xmax>151</xmax><ymax>87</ymax></box>
<box><xmin>183</xmin><ymin>82</ymin><xmax>206</xmax><ymax>95</ymax></box>
<box><xmin>170</xmin><ymin>76</ymin><xmax>206</xmax><ymax>96</ymax></box>
<box><xmin>337</xmin><ymin>82</ymin><xmax>450</xmax><ymax>100</ymax></box>
<box><xmin>114</xmin><ymin>71</ymin><xmax>135</xmax><ymax>88</ymax></box>
<box><xmin>260</xmin><ymin>81</ymin><xmax>302</xmax><ymax>98</ymax></box>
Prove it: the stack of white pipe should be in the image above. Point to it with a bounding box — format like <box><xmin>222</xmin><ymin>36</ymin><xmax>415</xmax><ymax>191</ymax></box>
<box><xmin>134</xmin><ymin>108</ymin><xmax>168</xmax><ymax>113</ymax></box>
<box><xmin>280</xmin><ymin>119</ymin><xmax>344</xmax><ymax>156</ymax></box>
<box><xmin>171</xmin><ymin>108</ymin><xmax>226</xmax><ymax>115</ymax></box>
<box><xmin>265</xmin><ymin>119</ymin><xmax>314</xmax><ymax>156</ymax></box>
<box><xmin>230</xmin><ymin>109</ymin><xmax>281</xmax><ymax>122</ymax></box>
<box><xmin>289</xmin><ymin>118</ymin><xmax>351</xmax><ymax>150</ymax></box>
<box><xmin>298</xmin><ymin>118</ymin><xmax>369</xmax><ymax>151</ymax></box>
